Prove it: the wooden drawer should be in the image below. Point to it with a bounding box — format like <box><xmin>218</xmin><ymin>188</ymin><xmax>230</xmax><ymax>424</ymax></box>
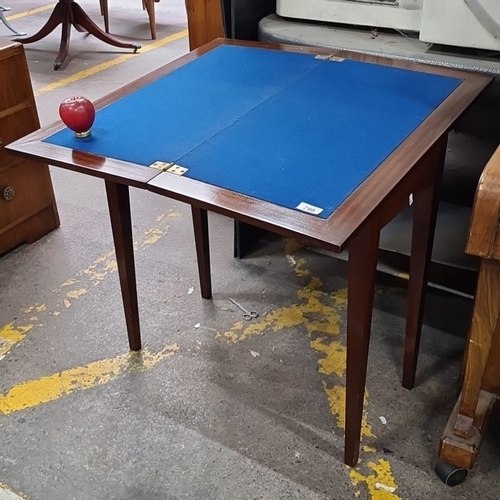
<box><xmin>0</xmin><ymin>160</ymin><xmax>55</xmax><ymax>232</ymax></box>
<box><xmin>0</xmin><ymin>105</ymin><xmax>38</xmax><ymax>170</ymax></box>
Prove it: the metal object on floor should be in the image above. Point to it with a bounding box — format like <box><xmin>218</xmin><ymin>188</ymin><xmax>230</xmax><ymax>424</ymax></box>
<box><xmin>229</xmin><ymin>298</ymin><xmax>259</xmax><ymax>321</ymax></box>
<box><xmin>0</xmin><ymin>5</ymin><xmax>26</xmax><ymax>36</ymax></box>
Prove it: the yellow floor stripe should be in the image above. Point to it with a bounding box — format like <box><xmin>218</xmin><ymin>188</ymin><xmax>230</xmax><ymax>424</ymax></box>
<box><xmin>217</xmin><ymin>240</ymin><xmax>401</xmax><ymax>499</ymax></box>
<box><xmin>5</xmin><ymin>4</ymin><xmax>55</xmax><ymax>21</ymax></box>
<box><xmin>0</xmin><ymin>324</ymin><xmax>33</xmax><ymax>360</ymax></box>
<box><xmin>35</xmin><ymin>29</ymin><xmax>188</xmax><ymax>96</ymax></box>
<box><xmin>0</xmin><ymin>483</ymin><xmax>28</xmax><ymax>500</ymax></box>
<box><xmin>0</xmin><ymin>226</ymin><xmax>402</xmax><ymax>498</ymax></box>
<box><xmin>0</xmin><ymin>210</ymin><xmax>181</xmax><ymax>361</ymax></box>
<box><xmin>0</xmin><ymin>344</ymin><xmax>178</xmax><ymax>415</ymax></box>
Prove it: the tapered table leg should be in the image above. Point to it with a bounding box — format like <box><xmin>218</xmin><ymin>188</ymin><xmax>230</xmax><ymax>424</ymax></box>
<box><xmin>344</xmin><ymin>217</ymin><xmax>380</xmax><ymax>467</ymax></box>
<box><xmin>402</xmin><ymin>137</ymin><xmax>447</xmax><ymax>389</ymax></box>
<box><xmin>143</xmin><ymin>0</ymin><xmax>156</xmax><ymax>39</ymax></box>
<box><xmin>54</xmin><ymin>3</ymin><xmax>72</xmax><ymax>69</ymax></box>
<box><xmin>191</xmin><ymin>206</ymin><xmax>212</xmax><ymax>299</ymax></box>
<box><xmin>105</xmin><ymin>181</ymin><xmax>142</xmax><ymax>351</ymax></box>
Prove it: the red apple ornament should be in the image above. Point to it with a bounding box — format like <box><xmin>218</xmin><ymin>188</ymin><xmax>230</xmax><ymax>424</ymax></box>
<box><xmin>59</xmin><ymin>96</ymin><xmax>95</xmax><ymax>138</ymax></box>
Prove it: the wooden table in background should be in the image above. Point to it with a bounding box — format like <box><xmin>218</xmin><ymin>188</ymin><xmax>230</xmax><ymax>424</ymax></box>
<box><xmin>13</xmin><ymin>0</ymin><xmax>140</xmax><ymax>70</ymax></box>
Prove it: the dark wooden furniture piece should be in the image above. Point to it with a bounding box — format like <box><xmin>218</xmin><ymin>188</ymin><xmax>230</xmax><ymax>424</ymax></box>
<box><xmin>438</xmin><ymin>145</ymin><xmax>500</xmax><ymax>480</ymax></box>
<box><xmin>6</xmin><ymin>39</ymin><xmax>491</xmax><ymax>467</ymax></box>
<box><xmin>0</xmin><ymin>41</ymin><xmax>59</xmax><ymax>255</ymax></box>
<box><xmin>13</xmin><ymin>0</ymin><xmax>140</xmax><ymax>70</ymax></box>
<box><xmin>184</xmin><ymin>0</ymin><xmax>273</xmax><ymax>51</ymax></box>
<box><xmin>99</xmin><ymin>0</ymin><xmax>159</xmax><ymax>40</ymax></box>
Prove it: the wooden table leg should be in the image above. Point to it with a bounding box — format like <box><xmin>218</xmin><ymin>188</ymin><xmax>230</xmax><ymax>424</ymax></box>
<box><xmin>143</xmin><ymin>0</ymin><xmax>156</xmax><ymax>39</ymax></box>
<box><xmin>482</xmin><ymin>306</ymin><xmax>500</xmax><ymax>395</ymax></box>
<box><xmin>99</xmin><ymin>0</ymin><xmax>109</xmax><ymax>33</ymax></box>
<box><xmin>54</xmin><ymin>4</ymin><xmax>72</xmax><ymax>69</ymax></box>
<box><xmin>13</xmin><ymin>2</ymin><xmax>64</xmax><ymax>44</ymax></box>
<box><xmin>345</xmin><ymin>217</ymin><xmax>380</xmax><ymax>467</ymax></box>
<box><xmin>191</xmin><ymin>206</ymin><xmax>212</xmax><ymax>299</ymax></box>
<box><xmin>402</xmin><ymin>137</ymin><xmax>447</xmax><ymax>389</ymax></box>
<box><xmin>439</xmin><ymin>389</ymin><xmax>497</xmax><ymax>470</ymax></box>
<box><xmin>72</xmin><ymin>2</ymin><xmax>140</xmax><ymax>51</ymax></box>
<box><xmin>105</xmin><ymin>181</ymin><xmax>141</xmax><ymax>351</ymax></box>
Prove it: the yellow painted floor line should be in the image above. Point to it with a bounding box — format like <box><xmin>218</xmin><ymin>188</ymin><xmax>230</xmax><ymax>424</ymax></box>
<box><xmin>0</xmin><ymin>483</ymin><xmax>28</xmax><ymax>500</ymax></box>
<box><xmin>5</xmin><ymin>4</ymin><xmax>55</xmax><ymax>21</ymax></box>
<box><xmin>35</xmin><ymin>29</ymin><xmax>188</xmax><ymax>96</ymax></box>
<box><xmin>217</xmin><ymin>240</ymin><xmax>401</xmax><ymax>500</ymax></box>
<box><xmin>0</xmin><ymin>344</ymin><xmax>178</xmax><ymax>415</ymax></box>
<box><xmin>0</xmin><ymin>210</ymin><xmax>181</xmax><ymax>361</ymax></box>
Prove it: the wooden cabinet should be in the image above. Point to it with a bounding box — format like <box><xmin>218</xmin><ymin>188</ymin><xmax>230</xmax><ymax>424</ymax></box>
<box><xmin>0</xmin><ymin>41</ymin><xmax>59</xmax><ymax>255</ymax></box>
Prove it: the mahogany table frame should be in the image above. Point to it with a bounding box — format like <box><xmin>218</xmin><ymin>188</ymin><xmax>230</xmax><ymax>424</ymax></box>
<box><xmin>6</xmin><ymin>39</ymin><xmax>492</xmax><ymax>467</ymax></box>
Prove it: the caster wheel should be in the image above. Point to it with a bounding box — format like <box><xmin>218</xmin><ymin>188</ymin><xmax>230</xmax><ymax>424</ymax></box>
<box><xmin>435</xmin><ymin>461</ymin><xmax>468</xmax><ymax>486</ymax></box>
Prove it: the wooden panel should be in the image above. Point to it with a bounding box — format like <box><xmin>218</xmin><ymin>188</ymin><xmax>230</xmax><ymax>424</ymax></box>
<box><xmin>467</xmin><ymin>144</ymin><xmax>500</xmax><ymax>258</ymax></box>
<box><xmin>185</xmin><ymin>0</ymin><xmax>224</xmax><ymax>50</ymax></box>
<box><xmin>0</xmin><ymin>51</ymin><xmax>32</xmax><ymax>112</ymax></box>
<box><xmin>0</xmin><ymin>105</ymin><xmax>39</xmax><ymax>169</ymax></box>
<box><xmin>482</xmin><ymin>312</ymin><xmax>500</xmax><ymax>394</ymax></box>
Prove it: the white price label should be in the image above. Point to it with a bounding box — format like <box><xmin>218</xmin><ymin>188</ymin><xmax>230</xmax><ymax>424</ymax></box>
<box><xmin>296</xmin><ymin>202</ymin><xmax>323</xmax><ymax>215</ymax></box>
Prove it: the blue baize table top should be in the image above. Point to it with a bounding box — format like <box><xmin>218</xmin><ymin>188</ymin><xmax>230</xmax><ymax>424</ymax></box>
<box><xmin>45</xmin><ymin>45</ymin><xmax>461</xmax><ymax>218</ymax></box>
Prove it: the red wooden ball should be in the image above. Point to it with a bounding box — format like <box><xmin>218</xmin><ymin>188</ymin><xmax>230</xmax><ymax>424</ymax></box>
<box><xmin>59</xmin><ymin>96</ymin><xmax>95</xmax><ymax>138</ymax></box>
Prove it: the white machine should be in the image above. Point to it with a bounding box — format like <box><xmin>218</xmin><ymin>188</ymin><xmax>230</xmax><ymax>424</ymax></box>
<box><xmin>277</xmin><ymin>0</ymin><xmax>500</xmax><ymax>51</ymax></box>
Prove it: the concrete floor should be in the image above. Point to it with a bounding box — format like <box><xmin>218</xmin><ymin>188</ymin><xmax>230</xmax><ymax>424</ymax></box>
<box><xmin>1</xmin><ymin>2</ymin><xmax>499</xmax><ymax>499</ymax></box>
